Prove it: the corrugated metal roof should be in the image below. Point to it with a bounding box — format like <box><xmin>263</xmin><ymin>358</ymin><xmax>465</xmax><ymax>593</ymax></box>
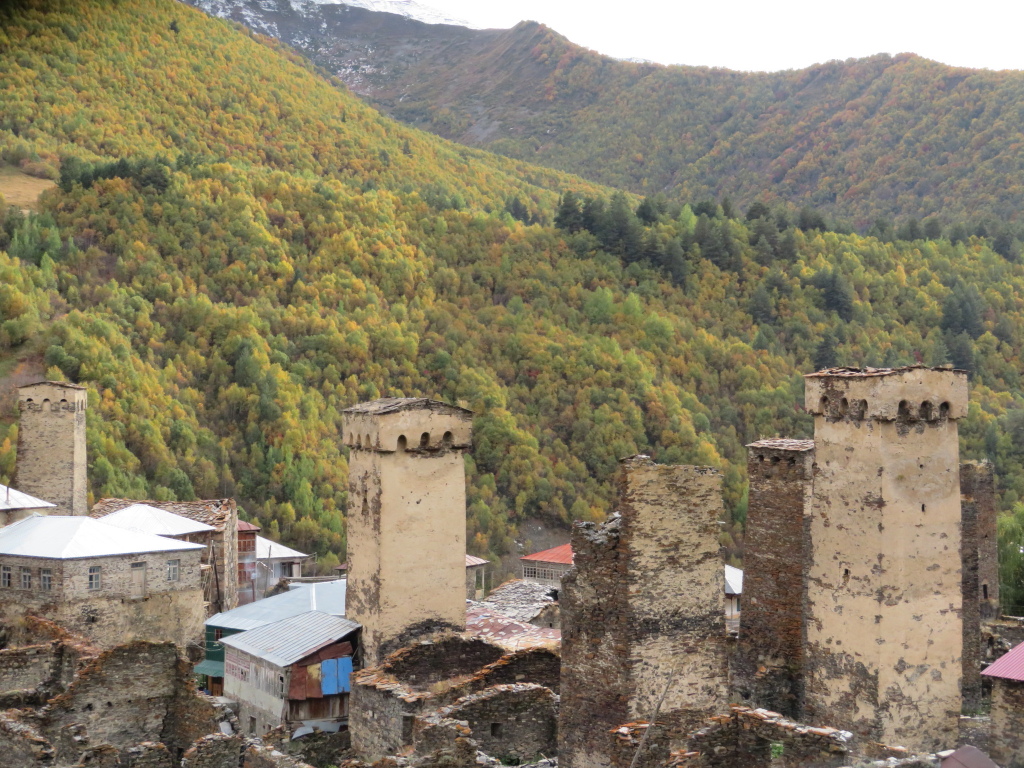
<box><xmin>982</xmin><ymin>641</ymin><xmax>1024</xmax><ymax>682</ymax></box>
<box><xmin>941</xmin><ymin>745</ymin><xmax>1000</xmax><ymax>768</ymax></box>
<box><xmin>0</xmin><ymin>484</ymin><xmax>56</xmax><ymax>512</ymax></box>
<box><xmin>0</xmin><ymin>515</ymin><xmax>204</xmax><ymax>559</ymax></box>
<box><xmin>208</xmin><ymin>579</ymin><xmax>347</xmax><ymax>631</ymax></box>
<box><xmin>99</xmin><ymin>503</ymin><xmax>215</xmax><ymax>537</ymax></box>
<box><xmin>465</xmin><ymin>554</ymin><xmax>489</xmax><ymax>567</ymax></box>
<box><xmin>256</xmin><ymin>535</ymin><xmax>308</xmax><ymax>561</ymax></box>
<box><xmin>237</xmin><ymin>520</ymin><xmax>261</xmax><ymax>532</ymax></box>
<box><xmin>725</xmin><ymin>565</ymin><xmax>743</xmax><ymax>596</ymax></box>
<box><xmin>221</xmin><ymin>610</ymin><xmax>359</xmax><ymax>668</ymax></box>
<box><xmin>520</xmin><ymin>543</ymin><xmax>574</xmax><ymax>565</ymax></box>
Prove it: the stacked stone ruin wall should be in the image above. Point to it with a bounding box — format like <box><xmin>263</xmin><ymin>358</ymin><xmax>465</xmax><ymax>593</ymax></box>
<box><xmin>990</xmin><ymin>679</ymin><xmax>1024</xmax><ymax>768</ymax></box>
<box><xmin>960</xmin><ymin>468</ymin><xmax>983</xmax><ymax>711</ymax></box>
<box><xmin>349</xmin><ymin>677</ymin><xmax>431</xmax><ymax>761</ymax></box>
<box><xmin>737</xmin><ymin>447</ymin><xmax>812</xmax><ymax>716</ymax></box>
<box><xmin>381</xmin><ymin>637</ymin><xmax>505</xmax><ymax>689</ymax></box>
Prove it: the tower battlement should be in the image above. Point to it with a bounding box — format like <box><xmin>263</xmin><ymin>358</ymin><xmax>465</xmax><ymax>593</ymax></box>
<box><xmin>804</xmin><ymin>365</ymin><xmax>968</xmax><ymax>422</ymax></box>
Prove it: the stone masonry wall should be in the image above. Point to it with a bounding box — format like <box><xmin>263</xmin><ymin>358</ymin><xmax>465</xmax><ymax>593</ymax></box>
<box><xmin>960</xmin><ymin>463</ymin><xmax>983</xmax><ymax>712</ymax></box>
<box><xmin>349</xmin><ymin>671</ymin><xmax>433</xmax><ymax>761</ymax></box>
<box><xmin>990</xmin><ymin>679</ymin><xmax>1024</xmax><ymax>768</ymax></box>
<box><xmin>15</xmin><ymin>381</ymin><xmax>88</xmax><ymax>516</ymax></box>
<box><xmin>737</xmin><ymin>440</ymin><xmax>814</xmax><ymax>717</ymax></box>
<box><xmin>961</xmin><ymin>462</ymin><xmax>1000</xmax><ymax>620</ymax></box>
<box><xmin>428</xmin><ymin>683</ymin><xmax>557</xmax><ymax>763</ymax></box>
<box><xmin>380</xmin><ymin>636</ymin><xmax>505</xmax><ymax>689</ymax></box>
<box><xmin>559</xmin><ymin>458</ymin><xmax>728</xmax><ymax>768</ymax></box>
<box><xmin>0</xmin><ymin>642</ymin><xmax>74</xmax><ymax>707</ymax></box>
<box><xmin>803</xmin><ymin>368</ymin><xmax>966</xmax><ymax>751</ymax></box>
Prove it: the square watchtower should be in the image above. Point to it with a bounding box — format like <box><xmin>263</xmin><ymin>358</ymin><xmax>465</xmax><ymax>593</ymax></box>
<box><xmin>802</xmin><ymin>366</ymin><xmax>968</xmax><ymax>751</ymax></box>
<box><xmin>342</xmin><ymin>398</ymin><xmax>473</xmax><ymax>666</ymax></box>
<box><xmin>14</xmin><ymin>381</ymin><xmax>88</xmax><ymax>517</ymax></box>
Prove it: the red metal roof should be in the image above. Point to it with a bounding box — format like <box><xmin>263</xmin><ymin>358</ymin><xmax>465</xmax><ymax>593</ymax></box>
<box><xmin>982</xmin><ymin>641</ymin><xmax>1024</xmax><ymax>682</ymax></box>
<box><xmin>465</xmin><ymin>554</ymin><xmax>489</xmax><ymax>567</ymax></box>
<box><xmin>520</xmin><ymin>543</ymin><xmax>574</xmax><ymax>565</ymax></box>
<box><xmin>237</xmin><ymin>520</ymin><xmax>261</xmax><ymax>532</ymax></box>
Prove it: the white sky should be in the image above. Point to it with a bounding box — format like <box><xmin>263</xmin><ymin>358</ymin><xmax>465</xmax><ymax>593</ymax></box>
<box><xmin>421</xmin><ymin>0</ymin><xmax>1024</xmax><ymax>73</ymax></box>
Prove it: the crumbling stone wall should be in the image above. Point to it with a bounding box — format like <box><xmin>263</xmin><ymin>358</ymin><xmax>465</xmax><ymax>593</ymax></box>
<box><xmin>990</xmin><ymin>679</ymin><xmax>1024</xmax><ymax>768</ymax></box>
<box><xmin>466</xmin><ymin>648</ymin><xmax>560</xmax><ymax>695</ymax></box>
<box><xmin>736</xmin><ymin>439</ymin><xmax>814</xmax><ymax>717</ymax></box>
<box><xmin>343</xmin><ymin>399</ymin><xmax>473</xmax><ymax>667</ymax></box>
<box><xmin>0</xmin><ymin>643</ymin><xmax>70</xmax><ymax>706</ymax></box>
<box><xmin>961</xmin><ymin>462</ymin><xmax>1000</xmax><ymax>620</ymax></box>
<box><xmin>14</xmin><ymin>381</ymin><xmax>88</xmax><ymax>517</ymax></box>
<box><xmin>803</xmin><ymin>367</ymin><xmax>967</xmax><ymax>751</ymax></box>
<box><xmin>427</xmin><ymin>683</ymin><xmax>557</xmax><ymax>763</ymax></box>
<box><xmin>559</xmin><ymin>458</ymin><xmax>728</xmax><ymax>768</ymax></box>
<box><xmin>0</xmin><ymin>709</ymin><xmax>56</xmax><ymax>766</ymax></box>
<box><xmin>380</xmin><ymin>636</ymin><xmax>504</xmax><ymax>689</ymax></box>
<box><xmin>349</xmin><ymin>670</ymin><xmax>433</xmax><ymax>760</ymax></box>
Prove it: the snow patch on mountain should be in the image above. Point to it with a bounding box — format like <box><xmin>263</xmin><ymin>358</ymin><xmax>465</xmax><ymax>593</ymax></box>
<box><xmin>184</xmin><ymin>0</ymin><xmax>478</xmax><ymax>29</ymax></box>
<box><xmin>301</xmin><ymin>0</ymin><xmax>475</xmax><ymax>28</ymax></box>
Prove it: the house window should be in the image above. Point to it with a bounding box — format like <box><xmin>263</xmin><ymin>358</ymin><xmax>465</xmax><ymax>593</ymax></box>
<box><xmin>279</xmin><ymin>675</ymin><xmax>286</xmax><ymax>697</ymax></box>
<box><xmin>20</xmin><ymin>567</ymin><xmax>31</xmax><ymax>590</ymax></box>
<box><xmin>491</xmin><ymin>722</ymin><xmax>503</xmax><ymax>738</ymax></box>
<box><xmin>982</xmin><ymin>583</ymin><xmax>989</xmax><ymax>600</ymax></box>
<box><xmin>40</xmin><ymin>569</ymin><xmax>52</xmax><ymax>591</ymax></box>
<box><xmin>1</xmin><ymin>566</ymin><xmax>10</xmax><ymax>588</ymax></box>
<box><xmin>249</xmin><ymin>716</ymin><xmax>256</xmax><ymax>735</ymax></box>
<box><xmin>88</xmin><ymin>566</ymin><xmax>102</xmax><ymax>590</ymax></box>
<box><xmin>167</xmin><ymin>559</ymin><xmax>180</xmax><ymax>581</ymax></box>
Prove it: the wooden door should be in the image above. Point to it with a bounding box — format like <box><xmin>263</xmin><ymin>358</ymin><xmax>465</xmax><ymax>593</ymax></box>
<box><xmin>130</xmin><ymin>562</ymin><xmax>147</xmax><ymax>599</ymax></box>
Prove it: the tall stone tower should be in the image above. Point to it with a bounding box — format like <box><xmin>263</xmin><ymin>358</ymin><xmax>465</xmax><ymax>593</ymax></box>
<box><xmin>14</xmin><ymin>381</ymin><xmax>88</xmax><ymax>516</ymax></box>
<box><xmin>342</xmin><ymin>397</ymin><xmax>473</xmax><ymax>667</ymax></box>
<box><xmin>735</xmin><ymin>438</ymin><xmax>814</xmax><ymax>717</ymax></box>
<box><xmin>559</xmin><ymin>457</ymin><xmax>728</xmax><ymax>768</ymax></box>
<box><xmin>803</xmin><ymin>366</ymin><xmax>968</xmax><ymax>751</ymax></box>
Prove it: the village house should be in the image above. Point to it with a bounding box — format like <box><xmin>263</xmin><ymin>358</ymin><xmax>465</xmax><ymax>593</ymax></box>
<box><xmin>724</xmin><ymin>564</ymin><xmax>742</xmax><ymax>629</ymax></box>
<box><xmin>0</xmin><ymin>514</ymin><xmax>205</xmax><ymax>648</ymax></box>
<box><xmin>239</xmin><ymin>532</ymin><xmax>310</xmax><ymax>605</ymax></box>
<box><xmin>92</xmin><ymin>497</ymin><xmax>239</xmax><ymax>615</ymax></box>
<box><xmin>466</xmin><ymin>554</ymin><xmax>490</xmax><ymax>599</ymax></box>
<box><xmin>196</xmin><ymin>578</ymin><xmax>348</xmax><ymax>696</ymax></box>
<box><xmin>0</xmin><ymin>482</ymin><xmax>55</xmax><ymax>527</ymax></box>
<box><xmin>222</xmin><ymin>609</ymin><xmax>359</xmax><ymax>738</ymax></box>
<box><xmin>982</xmin><ymin>641</ymin><xmax>1024</xmax><ymax>768</ymax></box>
<box><xmin>520</xmin><ymin>543</ymin><xmax>573</xmax><ymax>594</ymax></box>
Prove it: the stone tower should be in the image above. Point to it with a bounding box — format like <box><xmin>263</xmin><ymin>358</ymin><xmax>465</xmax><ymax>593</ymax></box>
<box><xmin>803</xmin><ymin>366</ymin><xmax>968</xmax><ymax>751</ymax></box>
<box><xmin>14</xmin><ymin>381</ymin><xmax>88</xmax><ymax>516</ymax></box>
<box><xmin>559</xmin><ymin>457</ymin><xmax>728</xmax><ymax>768</ymax></box>
<box><xmin>342</xmin><ymin>397</ymin><xmax>473</xmax><ymax>667</ymax></box>
<box><xmin>735</xmin><ymin>438</ymin><xmax>814</xmax><ymax>717</ymax></box>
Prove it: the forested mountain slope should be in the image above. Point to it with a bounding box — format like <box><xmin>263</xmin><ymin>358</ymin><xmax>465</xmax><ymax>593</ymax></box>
<box><xmin>2</xmin><ymin>0</ymin><xmax>1024</xmax><ymax>604</ymax></box>
<box><xmin>185</xmin><ymin>0</ymin><xmax>1024</xmax><ymax>228</ymax></box>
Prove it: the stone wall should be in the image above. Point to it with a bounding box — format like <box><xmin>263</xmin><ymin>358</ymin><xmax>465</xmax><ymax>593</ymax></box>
<box><xmin>426</xmin><ymin>683</ymin><xmax>557</xmax><ymax>763</ymax></box>
<box><xmin>344</xmin><ymin>400</ymin><xmax>473</xmax><ymax>667</ymax></box>
<box><xmin>559</xmin><ymin>458</ymin><xmax>728</xmax><ymax>768</ymax></box>
<box><xmin>349</xmin><ymin>670</ymin><xmax>433</xmax><ymax>760</ymax></box>
<box><xmin>466</xmin><ymin>648</ymin><xmax>560</xmax><ymax>695</ymax></box>
<box><xmin>0</xmin><ymin>642</ymin><xmax>75</xmax><ymax>707</ymax></box>
<box><xmin>990</xmin><ymin>679</ymin><xmax>1024</xmax><ymax>768</ymax></box>
<box><xmin>380</xmin><ymin>636</ymin><xmax>505</xmax><ymax>689</ymax></box>
<box><xmin>737</xmin><ymin>439</ymin><xmax>813</xmax><ymax>717</ymax></box>
<box><xmin>14</xmin><ymin>381</ymin><xmax>88</xmax><ymax>516</ymax></box>
<box><xmin>961</xmin><ymin>462</ymin><xmax>1000</xmax><ymax>620</ymax></box>
<box><xmin>960</xmin><ymin>464</ymin><xmax>982</xmax><ymax>712</ymax></box>
<box><xmin>802</xmin><ymin>367</ymin><xmax>967</xmax><ymax>751</ymax></box>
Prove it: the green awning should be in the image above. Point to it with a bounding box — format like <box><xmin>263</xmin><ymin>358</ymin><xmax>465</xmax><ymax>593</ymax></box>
<box><xmin>194</xmin><ymin>659</ymin><xmax>224</xmax><ymax>678</ymax></box>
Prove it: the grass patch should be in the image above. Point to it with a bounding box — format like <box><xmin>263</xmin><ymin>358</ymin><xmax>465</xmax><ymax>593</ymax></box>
<box><xmin>0</xmin><ymin>165</ymin><xmax>57</xmax><ymax>211</ymax></box>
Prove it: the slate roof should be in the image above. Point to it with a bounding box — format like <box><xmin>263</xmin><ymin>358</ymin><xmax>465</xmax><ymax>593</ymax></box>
<box><xmin>746</xmin><ymin>438</ymin><xmax>815</xmax><ymax>452</ymax></box>
<box><xmin>805</xmin><ymin>365</ymin><xmax>964</xmax><ymax>378</ymax></box>
<box><xmin>342</xmin><ymin>397</ymin><xmax>472</xmax><ymax>416</ymax></box>
<box><xmin>18</xmin><ymin>380</ymin><xmax>86</xmax><ymax>390</ymax></box>
<box><xmin>255</xmin><ymin>535</ymin><xmax>308</xmax><ymax>561</ymax></box>
<box><xmin>520</xmin><ymin>543</ymin><xmax>574</xmax><ymax>565</ymax></box>
<box><xmin>208</xmin><ymin>579</ymin><xmax>347</xmax><ymax>632</ymax></box>
<box><xmin>92</xmin><ymin>498</ymin><xmax>236</xmax><ymax>531</ymax></box>
<box><xmin>97</xmin><ymin>503</ymin><xmax>215</xmax><ymax>537</ymax></box>
<box><xmin>465</xmin><ymin>554</ymin><xmax>489</xmax><ymax>567</ymax></box>
<box><xmin>725</xmin><ymin>565</ymin><xmax>743</xmax><ymax>596</ymax></box>
<box><xmin>0</xmin><ymin>484</ymin><xmax>56</xmax><ymax>513</ymax></box>
<box><xmin>0</xmin><ymin>515</ymin><xmax>204</xmax><ymax>559</ymax></box>
<box><xmin>465</xmin><ymin>602</ymin><xmax>560</xmax><ymax>651</ymax></box>
<box><xmin>481</xmin><ymin>579</ymin><xmax>556</xmax><ymax>623</ymax></box>
<box><xmin>221</xmin><ymin>610</ymin><xmax>358</xmax><ymax>668</ymax></box>
<box><xmin>982</xmin><ymin>641</ymin><xmax>1024</xmax><ymax>682</ymax></box>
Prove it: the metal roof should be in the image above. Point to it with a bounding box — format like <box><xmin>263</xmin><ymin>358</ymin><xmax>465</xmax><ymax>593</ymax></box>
<box><xmin>98</xmin><ymin>503</ymin><xmax>215</xmax><ymax>537</ymax></box>
<box><xmin>208</xmin><ymin>579</ymin><xmax>347</xmax><ymax>631</ymax></box>
<box><xmin>221</xmin><ymin>610</ymin><xmax>359</xmax><ymax>668</ymax></box>
<box><xmin>255</xmin><ymin>535</ymin><xmax>308</xmax><ymax>561</ymax></box>
<box><xmin>0</xmin><ymin>484</ymin><xmax>56</xmax><ymax>512</ymax></box>
<box><xmin>982</xmin><ymin>641</ymin><xmax>1024</xmax><ymax>682</ymax></box>
<box><xmin>237</xmin><ymin>520</ymin><xmax>261</xmax><ymax>532</ymax></box>
<box><xmin>941</xmin><ymin>746</ymin><xmax>1000</xmax><ymax>768</ymax></box>
<box><xmin>465</xmin><ymin>554</ymin><xmax>489</xmax><ymax>567</ymax></box>
<box><xmin>342</xmin><ymin>397</ymin><xmax>472</xmax><ymax>416</ymax></box>
<box><xmin>725</xmin><ymin>565</ymin><xmax>744</xmax><ymax>596</ymax></box>
<box><xmin>520</xmin><ymin>543</ymin><xmax>574</xmax><ymax>565</ymax></box>
<box><xmin>0</xmin><ymin>515</ymin><xmax>204</xmax><ymax>559</ymax></box>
